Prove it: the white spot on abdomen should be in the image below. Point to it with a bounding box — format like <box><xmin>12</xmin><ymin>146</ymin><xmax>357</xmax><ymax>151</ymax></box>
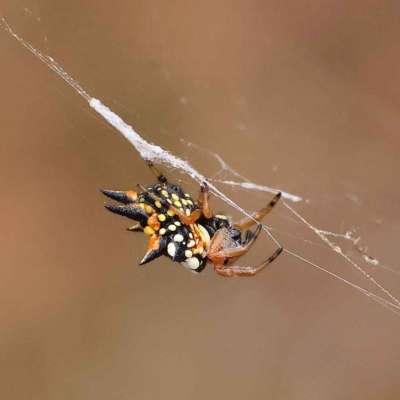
<box><xmin>186</xmin><ymin>257</ymin><xmax>200</xmax><ymax>270</ymax></box>
<box><xmin>174</xmin><ymin>234</ymin><xmax>184</xmax><ymax>242</ymax></box>
<box><xmin>167</xmin><ymin>243</ymin><xmax>176</xmax><ymax>257</ymax></box>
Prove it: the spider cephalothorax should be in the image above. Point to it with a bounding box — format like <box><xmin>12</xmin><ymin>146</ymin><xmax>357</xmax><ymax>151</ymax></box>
<box><xmin>101</xmin><ymin>162</ymin><xmax>282</xmax><ymax>277</ymax></box>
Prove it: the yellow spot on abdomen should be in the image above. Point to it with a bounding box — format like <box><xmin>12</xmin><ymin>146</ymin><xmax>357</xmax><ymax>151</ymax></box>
<box><xmin>144</xmin><ymin>226</ymin><xmax>155</xmax><ymax>236</ymax></box>
<box><xmin>145</xmin><ymin>205</ymin><xmax>154</xmax><ymax>214</ymax></box>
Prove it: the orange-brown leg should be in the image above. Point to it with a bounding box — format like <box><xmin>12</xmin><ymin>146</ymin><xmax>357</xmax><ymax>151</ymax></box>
<box><xmin>208</xmin><ymin>224</ymin><xmax>282</xmax><ymax>277</ymax></box>
<box><xmin>214</xmin><ymin>246</ymin><xmax>283</xmax><ymax>277</ymax></box>
<box><xmin>234</xmin><ymin>192</ymin><xmax>282</xmax><ymax>230</ymax></box>
<box><xmin>208</xmin><ymin>225</ymin><xmax>262</xmax><ymax>262</ymax></box>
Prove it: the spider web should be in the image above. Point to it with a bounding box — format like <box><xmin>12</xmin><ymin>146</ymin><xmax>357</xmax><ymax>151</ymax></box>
<box><xmin>2</xmin><ymin>17</ymin><xmax>400</xmax><ymax>317</ymax></box>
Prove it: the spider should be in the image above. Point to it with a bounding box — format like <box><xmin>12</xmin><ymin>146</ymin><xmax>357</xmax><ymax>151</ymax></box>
<box><xmin>101</xmin><ymin>162</ymin><xmax>283</xmax><ymax>277</ymax></box>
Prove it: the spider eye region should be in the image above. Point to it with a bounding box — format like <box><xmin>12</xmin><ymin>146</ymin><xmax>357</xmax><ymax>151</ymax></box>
<box><xmin>168</xmin><ymin>184</ymin><xmax>182</xmax><ymax>194</ymax></box>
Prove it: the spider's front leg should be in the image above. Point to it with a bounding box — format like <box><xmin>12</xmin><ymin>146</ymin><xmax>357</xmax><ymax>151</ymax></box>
<box><xmin>234</xmin><ymin>192</ymin><xmax>282</xmax><ymax>230</ymax></box>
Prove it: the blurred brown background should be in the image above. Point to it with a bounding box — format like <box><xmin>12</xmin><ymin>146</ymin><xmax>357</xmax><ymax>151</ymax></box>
<box><xmin>1</xmin><ymin>1</ymin><xmax>400</xmax><ymax>399</ymax></box>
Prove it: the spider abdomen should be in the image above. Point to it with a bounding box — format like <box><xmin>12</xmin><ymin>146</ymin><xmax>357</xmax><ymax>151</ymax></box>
<box><xmin>102</xmin><ymin>182</ymin><xmax>212</xmax><ymax>272</ymax></box>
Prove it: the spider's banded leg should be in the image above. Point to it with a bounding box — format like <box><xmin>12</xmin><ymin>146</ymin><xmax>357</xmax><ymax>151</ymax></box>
<box><xmin>137</xmin><ymin>184</ymin><xmax>203</xmax><ymax>225</ymax></box>
<box><xmin>234</xmin><ymin>192</ymin><xmax>282</xmax><ymax>230</ymax></box>
<box><xmin>214</xmin><ymin>246</ymin><xmax>283</xmax><ymax>277</ymax></box>
<box><xmin>146</xmin><ymin>161</ymin><xmax>167</xmax><ymax>184</ymax></box>
<box><xmin>196</xmin><ymin>182</ymin><xmax>212</xmax><ymax>219</ymax></box>
<box><xmin>101</xmin><ymin>189</ymin><xmax>138</xmax><ymax>204</ymax></box>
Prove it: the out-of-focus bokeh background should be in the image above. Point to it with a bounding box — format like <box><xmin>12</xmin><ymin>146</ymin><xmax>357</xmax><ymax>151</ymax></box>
<box><xmin>1</xmin><ymin>1</ymin><xmax>400</xmax><ymax>399</ymax></box>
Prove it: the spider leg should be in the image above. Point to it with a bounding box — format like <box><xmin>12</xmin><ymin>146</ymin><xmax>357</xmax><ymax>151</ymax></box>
<box><xmin>234</xmin><ymin>192</ymin><xmax>282</xmax><ymax>230</ymax></box>
<box><xmin>146</xmin><ymin>161</ymin><xmax>168</xmax><ymax>183</ymax></box>
<box><xmin>196</xmin><ymin>181</ymin><xmax>212</xmax><ymax>219</ymax></box>
<box><xmin>214</xmin><ymin>246</ymin><xmax>283</xmax><ymax>277</ymax></box>
<box><xmin>208</xmin><ymin>224</ymin><xmax>283</xmax><ymax>277</ymax></box>
<box><xmin>208</xmin><ymin>225</ymin><xmax>262</xmax><ymax>262</ymax></box>
<box><xmin>126</xmin><ymin>222</ymin><xmax>143</xmax><ymax>232</ymax></box>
